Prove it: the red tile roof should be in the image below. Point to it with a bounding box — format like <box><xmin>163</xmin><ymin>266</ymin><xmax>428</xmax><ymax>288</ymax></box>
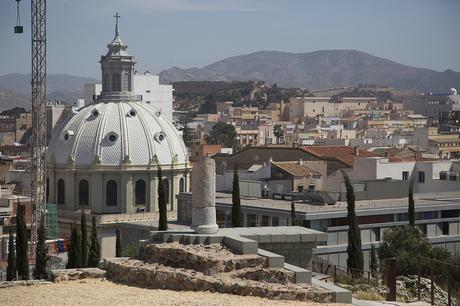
<box><xmin>272</xmin><ymin>162</ymin><xmax>321</xmax><ymax>178</ymax></box>
<box><xmin>301</xmin><ymin>145</ymin><xmax>378</xmax><ymax>167</ymax></box>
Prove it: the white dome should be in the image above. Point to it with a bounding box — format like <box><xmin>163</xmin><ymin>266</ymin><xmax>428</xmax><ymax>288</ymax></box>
<box><xmin>48</xmin><ymin>101</ymin><xmax>188</xmax><ymax>167</ymax></box>
<box><xmin>449</xmin><ymin>88</ymin><xmax>457</xmax><ymax>95</ymax></box>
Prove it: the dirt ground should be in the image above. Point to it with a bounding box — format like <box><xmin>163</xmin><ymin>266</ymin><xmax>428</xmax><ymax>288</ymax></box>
<box><xmin>0</xmin><ymin>279</ymin><xmax>350</xmax><ymax>306</ymax></box>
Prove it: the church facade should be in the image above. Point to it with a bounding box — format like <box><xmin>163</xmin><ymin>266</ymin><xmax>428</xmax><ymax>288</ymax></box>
<box><xmin>47</xmin><ymin>16</ymin><xmax>190</xmax><ymax>215</ymax></box>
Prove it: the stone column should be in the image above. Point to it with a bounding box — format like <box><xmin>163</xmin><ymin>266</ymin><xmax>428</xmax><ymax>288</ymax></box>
<box><xmin>192</xmin><ymin>157</ymin><xmax>218</xmax><ymax>234</ymax></box>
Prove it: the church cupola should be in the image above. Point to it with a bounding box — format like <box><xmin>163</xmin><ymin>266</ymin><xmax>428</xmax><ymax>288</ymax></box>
<box><xmin>99</xmin><ymin>13</ymin><xmax>138</xmax><ymax>101</ymax></box>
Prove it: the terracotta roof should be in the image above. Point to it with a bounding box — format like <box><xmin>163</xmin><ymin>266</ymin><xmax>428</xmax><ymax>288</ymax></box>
<box><xmin>301</xmin><ymin>145</ymin><xmax>378</xmax><ymax>167</ymax></box>
<box><xmin>272</xmin><ymin>162</ymin><xmax>321</xmax><ymax>178</ymax></box>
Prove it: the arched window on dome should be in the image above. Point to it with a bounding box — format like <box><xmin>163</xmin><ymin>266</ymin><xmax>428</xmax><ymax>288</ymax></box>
<box><xmin>79</xmin><ymin>179</ymin><xmax>89</xmax><ymax>206</ymax></box>
<box><xmin>112</xmin><ymin>73</ymin><xmax>121</xmax><ymax>91</ymax></box>
<box><xmin>106</xmin><ymin>180</ymin><xmax>118</xmax><ymax>206</ymax></box>
<box><xmin>135</xmin><ymin>179</ymin><xmax>146</xmax><ymax>205</ymax></box>
<box><xmin>57</xmin><ymin>179</ymin><xmax>65</xmax><ymax>205</ymax></box>
<box><xmin>162</xmin><ymin>179</ymin><xmax>169</xmax><ymax>204</ymax></box>
<box><xmin>179</xmin><ymin>177</ymin><xmax>185</xmax><ymax>193</ymax></box>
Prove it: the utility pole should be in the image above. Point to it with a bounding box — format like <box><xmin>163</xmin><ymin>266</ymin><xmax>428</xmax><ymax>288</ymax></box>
<box><xmin>30</xmin><ymin>0</ymin><xmax>47</xmax><ymax>255</ymax></box>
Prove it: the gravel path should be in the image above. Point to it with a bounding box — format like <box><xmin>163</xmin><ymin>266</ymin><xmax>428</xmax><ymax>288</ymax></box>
<box><xmin>0</xmin><ymin>279</ymin><xmax>350</xmax><ymax>306</ymax></box>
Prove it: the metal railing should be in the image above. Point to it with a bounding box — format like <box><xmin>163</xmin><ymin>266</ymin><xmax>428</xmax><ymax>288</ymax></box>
<box><xmin>312</xmin><ymin>256</ymin><xmax>458</xmax><ymax>305</ymax></box>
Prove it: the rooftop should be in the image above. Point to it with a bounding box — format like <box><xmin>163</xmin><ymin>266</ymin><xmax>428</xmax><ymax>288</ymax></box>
<box><xmin>214</xmin><ymin>191</ymin><xmax>460</xmax><ymax>218</ymax></box>
<box><xmin>300</xmin><ymin>146</ymin><xmax>378</xmax><ymax>167</ymax></box>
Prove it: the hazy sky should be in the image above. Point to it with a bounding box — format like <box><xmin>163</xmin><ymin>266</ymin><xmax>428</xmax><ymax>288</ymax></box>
<box><xmin>1</xmin><ymin>0</ymin><xmax>459</xmax><ymax>78</ymax></box>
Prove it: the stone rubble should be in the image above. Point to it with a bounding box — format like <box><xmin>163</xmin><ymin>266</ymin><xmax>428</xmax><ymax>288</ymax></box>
<box><xmin>101</xmin><ymin>242</ymin><xmax>337</xmax><ymax>303</ymax></box>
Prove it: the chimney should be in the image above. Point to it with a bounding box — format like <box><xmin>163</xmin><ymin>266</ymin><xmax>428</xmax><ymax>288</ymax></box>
<box><xmin>299</xmin><ymin>158</ymin><xmax>303</xmax><ymax>165</ymax></box>
<box><xmin>354</xmin><ymin>146</ymin><xmax>359</xmax><ymax>156</ymax></box>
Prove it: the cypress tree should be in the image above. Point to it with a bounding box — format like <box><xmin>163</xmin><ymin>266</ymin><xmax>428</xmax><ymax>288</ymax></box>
<box><xmin>74</xmin><ymin>222</ymin><xmax>82</xmax><ymax>268</ymax></box>
<box><xmin>115</xmin><ymin>228</ymin><xmax>122</xmax><ymax>257</ymax></box>
<box><xmin>88</xmin><ymin>216</ymin><xmax>100</xmax><ymax>267</ymax></box>
<box><xmin>370</xmin><ymin>244</ymin><xmax>378</xmax><ymax>278</ymax></box>
<box><xmin>34</xmin><ymin>219</ymin><xmax>49</xmax><ymax>279</ymax></box>
<box><xmin>157</xmin><ymin>167</ymin><xmax>168</xmax><ymax>231</ymax></box>
<box><xmin>66</xmin><ymin>223</ymin><xmax>75</xmax><ymax>269</ymax></box>
<box><xmin>232</xmin><ymin>166</ymin><xmax>241</xmax><ymax>227</ymax></box>
<box><xmin>81</xmin><ymin>212</ymin><xmax>88</xmax><ymax>267</ymax></box>
<box><xmin>7</xmin><ymin>228</ymin><xmax>16</xmax><ymax>281</ymax></box>
<box><xmin>15</xmin><ymin>204</ymin><xmax>29</xmax><ymax>280</ymax></box>
<box><xmin>291</xmin><ymin>202</ymin><xmax>296</xmax><ymax>226</ymax></box>
<box><xmin>408</xmin><ymin>180</ymin><xmax>415</xmax><ymax>227</ymax></box>
<box><xmin>342</xmin><ymin>171</ymin><xmax>364</xmax><ymax>275</ymax></box>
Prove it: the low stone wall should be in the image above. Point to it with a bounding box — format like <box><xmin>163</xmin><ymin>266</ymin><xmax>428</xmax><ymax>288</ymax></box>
<box><xmin>51</xmin><ymin>268</ymin><xmax>106</xmax><ymax>282</ymax></box>
<box><xmin>102</xmin><ymin>257</ymin><xmax>334</xmax><ymax>303</ymax></box>
<box><xmin>0</xmin><ymin>280</ymin><xmax>52</xmax><ymax>288</ymax></box>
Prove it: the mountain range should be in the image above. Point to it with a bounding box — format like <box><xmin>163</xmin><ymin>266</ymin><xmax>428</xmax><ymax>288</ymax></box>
<box><xmin>0</xmin><ymin>73</ymin><xmax>98</xmax><ymax>111</ymax></box>
<box><xmin>159</xmin><ymin>50</ymin><xmax>460</xmax><ymax>92</ymax></box>
<box><xmin>1</xmin><ymin>49</ymin><xmax>459</xmax><ymax>112</ymax></box>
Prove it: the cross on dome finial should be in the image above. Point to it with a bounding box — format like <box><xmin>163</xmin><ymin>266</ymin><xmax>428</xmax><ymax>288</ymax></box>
<box><xmin>114</xmin><ymin>12</ymin><xmax>121</xmax><ymax>37</ymax></box>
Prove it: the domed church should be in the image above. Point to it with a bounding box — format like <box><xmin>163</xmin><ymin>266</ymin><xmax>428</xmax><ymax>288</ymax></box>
<box><xmin>47</xmin><ymin>16</ymin><xmax>190</xmax><ymax>215</ymax></box>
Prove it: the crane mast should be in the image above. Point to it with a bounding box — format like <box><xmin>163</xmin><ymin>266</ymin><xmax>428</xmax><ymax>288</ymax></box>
<box><xmin>30</xmin><ymin>0</ymin><xmax>47</xmax><ymax>254</ymax></box>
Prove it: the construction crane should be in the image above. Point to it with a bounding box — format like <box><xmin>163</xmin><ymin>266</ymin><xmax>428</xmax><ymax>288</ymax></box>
<box><xmin>15</xmin><ymin>0</ymin><xmax>47</xmax><ymax>255</ymax></box>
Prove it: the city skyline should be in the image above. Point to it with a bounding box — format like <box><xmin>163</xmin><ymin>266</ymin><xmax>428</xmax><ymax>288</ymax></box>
<box><xmin>0</xmin><ymin>0</ymin><xmax>459</xmax><ymax>78</ymax></box>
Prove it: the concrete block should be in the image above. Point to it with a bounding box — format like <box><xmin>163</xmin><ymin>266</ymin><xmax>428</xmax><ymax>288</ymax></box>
<box><xmin>315</xmin><ymin>233</ymin><xmax>328</xmax><ymax>242</ymax></box>
<box><xmin>300</xmin><ymin>233</ymin><xmax>316</xmax><ymax>242</ymax></box>
<box><xmin>258</xmin><ymin>249</ymin><xmax>284</xmax><ymax>268</ymax></box>
<box><xmin>271</xmin><ymin>234</ymin><xmax>287</xmax><ymax>243</ymax></box>
<box><xmin>286</xmin><ymin>234</ymin><xmax>300</xmax><ymax>243</ymax></box>
<box><xmin>256</xmin><ymin>234</ymin><xmax>271</xmax><ymax>243</ymax></box>
<box><xmin>205</xmin><ymin>235</ymin><xmax>224</xmax><ymax>244</ymax></box>
<box><xmin>223</xmin><ymin>235</ymin><xmax>258</xmax><ymax>255</ymax></box>
<box><xmin>284</xmin><ymin>263</ymin><xmax>312</xmax><ymax>284</ymax></box>
<box><xmin>312</xmin><ymin>278</ymin><xmax>352</xmax><ymax>303</ymax></box>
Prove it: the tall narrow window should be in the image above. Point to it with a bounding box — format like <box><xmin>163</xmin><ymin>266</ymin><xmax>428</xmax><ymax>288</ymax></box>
<box><xmin>106</xmin><ymin>180</ymin><xmax>117</xmax><ymax>206</ymax></box>
<box><xmin>57</xmin><ymin>179</ymin><xmax>65</xmax><ymax>205</ymax></box>
<box><xmin>402</xmin><ymin>171</ymin><xmax>409</xmax><ymax>181</ymax></box>
<box><xmin>418</xmin><ymin>171</ymin><xmax>425</xmax><ymax>183</ymax></box>
<box><xmin>179</xmin><ymin>177</ymin><xmax>185</xmax><ymax>193</ymax></box>
<box><xmin>79</xmin><ymin>179</ymin><xmax>89</xmax><ymax>206</ymax></box>
<box><xmin>135</xmin><ymin>179</ymin><xmax>146</xmax><ymax>205</ymax></box>
<box><xmin>112</xmin><ymin>73</ymin><xmax>121</xmax><ymax>91</ymax></box>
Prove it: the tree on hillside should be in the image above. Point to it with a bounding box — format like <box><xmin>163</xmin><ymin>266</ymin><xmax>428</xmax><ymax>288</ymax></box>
<box><xmin>378</xmin><ymin>225</ymin><xmax>450</xmax><ymax>279</ymax></box>
<box><xmin>273</xmin><ymin>125</ymin><xmax>283</xmax><ymax>144</ymax></box>
<box><xmin>15</xmin><ymin>204</ymin><xmax>29</xmax><ymax>280</ymax></box>
<box><xmin>369</xmin><ymin>244</ymin><xmax>378</xmax><ymax>278</ymax></box>
<box><xmin>205</xmin><ymin>122</ymin><xmax>238</xmax><ymax>149</ymax></box>
<box><xmin>34</xmin><ymin>219</ymin><xmax>49</xmax><ymax>279</ymax></box>
<box><xmin>408</xmin><ymin>180</ymin><xmax>415</xmax><ymax>227</ymax></box>
<box><xmin>342</xmin><ymin>171</ymin><xmax>364</xmax><ymax>275</ymax></box>
<box><xmin>88</xmin><ymin>216</ymin><xmax>100</xmax><ymax>267</ymax></box>
<box><xmin>115</xmin><ymin>228</ymin><xmax>122</xmax><ymax>257</ymax></box>
<box><xmin>81</xmin><ymin>212</ymin><xmax>88</xmax><ymax>267</ymax></box>
<box><xmin>157</xmin><ymin>167</ymin><xmax>168</xmax><ymax>231</ymax></box>
<box><xmin>232</xmin><ymin>166</ymin><xmax>242</xmax><ymax>227</ymax></box>
<box><xmin>7</xmin><ymin>228</ymin><xmax>16</xmax><ymax>281</ymax></box>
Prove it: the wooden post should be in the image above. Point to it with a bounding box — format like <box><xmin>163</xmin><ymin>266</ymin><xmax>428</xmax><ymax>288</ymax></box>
<box><xmin>447</xmin><ymin>269</ymin><xmax>452</xmax><ymax>306</ymax></box>
<box><xmin>417</xmin><ymin>256</ymin><xmax>421</xmax><ymax>301</ymax></box>
<box><xmin>430</xmin><ymin>258</ymin><xmax>435</xmax><ymax>306</ymax></box>
<box><xmin>334</xmin><ymin>265</ymin><xmax>337</xmax><ymax>284</ymax></box>
<box><xmin>387</xmin><ymin>258</ymin><xmax>397</xmax><ymax>301</ymax></box>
